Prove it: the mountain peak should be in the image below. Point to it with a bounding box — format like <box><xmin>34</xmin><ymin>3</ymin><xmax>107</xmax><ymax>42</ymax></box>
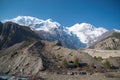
<box><xmin>80</xmin><ymin>23</ymin><xmax>94</xmax><ymax>27</ymax></box>
<box><xmin>4</xmin><ymin>16</ymin><xmax>61</xmax><ymax>32</ymax></box>
<box><xmin>68</xmin><ymin>23</ymin><xmax>94</xmax><ymax>32</ymax></box>
<box><xmin>5</xmin><ymin>16</ymin><xmax>43</xmax><ymax>24</ymax></box>
<box><xmin>67</xmin><ymin>23</ymin><xmax>107</xmax><ymax>44</ymax></box>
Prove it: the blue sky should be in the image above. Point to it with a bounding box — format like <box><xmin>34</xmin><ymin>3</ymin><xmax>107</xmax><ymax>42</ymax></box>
<box><xmin>0</xmin><ymin>0</ymin><xmax>120</xmax><ymax>30</ymax></box>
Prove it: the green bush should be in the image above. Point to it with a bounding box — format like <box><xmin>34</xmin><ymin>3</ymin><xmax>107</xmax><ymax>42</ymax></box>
<box><xmin>94</xmin><ymin>56</ymin><xmax>103</xmax><ymax>61</ymax></box>
<box><xmin>103</xmin><ymin>60</ymin><xmax>111</xmax><ymax>68</ymax></box>
<box><xmin>94</xmin><ymin>56</ymin><xmax>97</xmax><ymax>60</ymax></box>
<box><xmin>61</xmin><ymin>58</ymin><xmax>68</xmax><ymax>68</ymax></box>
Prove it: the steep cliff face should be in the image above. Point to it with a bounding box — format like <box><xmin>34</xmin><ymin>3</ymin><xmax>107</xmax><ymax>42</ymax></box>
<box><xmin>90</xmin><ymin>32</ymin><xmax>120</xmax><ymax>50</ymax></box>
<box><xmin>36</xmin><ymin>28</ymin><xmax>86</xmax><ymax>49</ymax></box>
<box><xmin>0</xmin><ymin>22</ymin><xmax>39</xmax><ymax>50</ymax></box>
<box><xmin>0</xmin><ymin>41</ymin><xmax>44</xmax><ymax>76</ymax></box>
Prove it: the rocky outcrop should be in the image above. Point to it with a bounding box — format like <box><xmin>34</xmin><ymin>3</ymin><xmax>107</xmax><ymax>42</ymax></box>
<box><xmin>0</xmin><ymin>22</ymin><xmax>39</xmax><ymax>50</ymax></box>
<box><xmin>94</xmin><ymin>37</ymin><xmax>120</xmax><ymax>50</ymax></box>
<box><xmin>0</xmin><ymin>22</ymin><xmax>43</xmax><ymax>76</ymax></box>
<box><xmin>0</xmin><ymin>41</ymin><xmax>44</xmax><ymax>76</ymax></box>
<box><xmin>90</xmin><ymin>32</ymin><xmax>120</xmax><ymax>50</ymax></box>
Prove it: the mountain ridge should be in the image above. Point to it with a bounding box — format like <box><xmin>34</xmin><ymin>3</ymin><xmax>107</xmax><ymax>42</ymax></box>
<box><xmin>0</xmin><ymin>21</ymin><xmax>40</xmax><ymax>50</ymax></box>
<box><xmin>89</xmin><ymin>31</ymin><xmax>120</xmax><ymax>50</ymax></box>
<box><xmin>3</xmin><ymin>16</ymin><xmax>120</xmax><ymax>49</ymax></box>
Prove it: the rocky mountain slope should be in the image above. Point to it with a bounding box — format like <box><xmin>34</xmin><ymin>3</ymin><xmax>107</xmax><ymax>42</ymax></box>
<box><xmin>90</xmin><ymin>31</ymin><xmax>120</xmax><ymax>50</ymax></box>
<box><xmin>0</xmin><ymin>21</ymin><xmax>39</xmax><ymax>50</ymax></box>
<box><xmin>0</xmin><ymin>40</ymin><xmax>104</xmax><ymax>76</ymax></box>
<box><xmin>4</xmin><ymin>16</ymin><xmax>108</xmax><ymax>49</ymax></box>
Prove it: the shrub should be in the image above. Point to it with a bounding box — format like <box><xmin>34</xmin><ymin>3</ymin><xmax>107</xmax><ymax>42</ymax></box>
<box><xmin>61</xmin><ymin>58</ymin><xmax>68</xmax><ymax>68</ymax></box>
<box><xmin>94</xmin><ymin>56</ymin><xmax>97</xmax><ymax>60</ymax></box>
<box><xmin>94</xmin><ymin>56</ymin><xmax>103</xmax><ymax>61</ymax></box>
<box><xmin>103</xmin><ymin>60</ymin><xmax>111</xmax><ymax>68</ymax></box>
<box><xmin>73</xmin><ymin>57</ymin><xmax>79</xmax><ymax>67</ymax></box>
<box><xmin>97</xmin><ymin>56</ymin><xmax>103</xmax><ymax>60</ymax></box>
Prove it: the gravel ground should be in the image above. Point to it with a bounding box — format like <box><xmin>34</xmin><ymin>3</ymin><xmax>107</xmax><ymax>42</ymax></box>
<box><xmin>42</xmin><ymin>72</ymin><xmax>120</xmax><ymax>80</ymax></box>
<box><xmin>1</xmin><ymin>71</ymin><xmax>120</xmax><ymax>80</ymax></box>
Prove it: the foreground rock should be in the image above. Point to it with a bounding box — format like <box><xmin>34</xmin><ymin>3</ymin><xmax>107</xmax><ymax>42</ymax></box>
<box><xmin>0</xmin><ymin>41</ymin><xmax>44</xmax><ymax>76</ymax></box>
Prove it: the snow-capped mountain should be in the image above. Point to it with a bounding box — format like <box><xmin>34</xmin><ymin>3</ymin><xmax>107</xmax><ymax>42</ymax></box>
<box><xmin>3</xmin><ymin>16</ymin><xmax>109</xmax><ymax>49</ymax></box>
<box><xmin>67</xmin><ymin>23</ymin><xmax>108</xmax><ymax>46</ymax></box>
<box><xmin>4</xmin><ymin>16</ymin><xmax>86</xmax><ymax>49</ymax></box>
<box><xmin>4</xmin><ymin>16</ymin><xmax>61</xmax><ymax>32</ymax></box>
